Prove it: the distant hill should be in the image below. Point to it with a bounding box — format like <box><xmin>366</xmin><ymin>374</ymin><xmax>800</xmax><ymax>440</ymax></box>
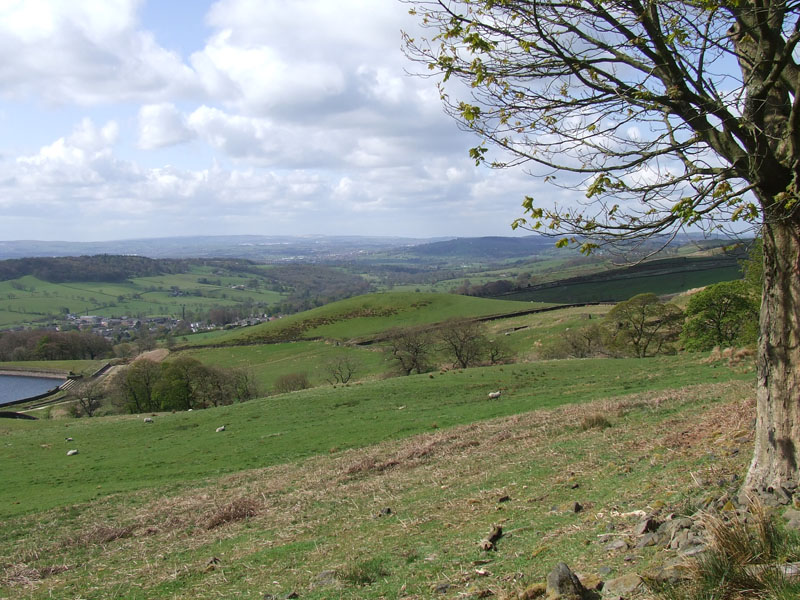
<box><xmin>0</xmin><ymin>235</ymin><xmax>445</xmax><ymax>261</ymax></box>
<box><xmin>399</xmin><ymin>236</ymin><xmax>555</xmax><ymax>259</ymax></box>
<box><xmin>185</xmin><ymin>291</ymin><xmax>543</xmax><ymax>347</ymax></box>
<box><xmin>0</xmin><ymin>255</ymin><xmax>189</xmax><ymax>283</ymax></box>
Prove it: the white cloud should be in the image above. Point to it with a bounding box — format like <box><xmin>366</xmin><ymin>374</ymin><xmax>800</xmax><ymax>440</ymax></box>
<box><xmin>0</xmin><ymin>1</ymin><xmax>551</xmax><ymax>241</ymax></box>
<box><xmin>191</xmin><ymin>30</ymin><xmax>347</xmax><ymax>116</ymax></box>
<box><xmin>0</xmin><ymin>0</ymin><xmax>200</xmax><ymax>105</ymax></box>
<box><xmin>138</xmin><ymin>104</ymin><xmax>194</xmax><ymax>149</ymax></box>
<box><xmin>15</xmin><ymin>118</ymin><xmax>120</xmax><ymax>188</ymax></box>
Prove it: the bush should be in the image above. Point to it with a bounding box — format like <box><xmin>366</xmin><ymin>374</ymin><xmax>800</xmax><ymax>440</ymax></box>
<box><xmin>273</xmin><ymin>372</ymin><xmax>310</xmax><ymax>394</ymax></box>
<box><xmin>538</xmin><ymin>323</ymin><xmax>610</xmax><ymax>359</ymax></box>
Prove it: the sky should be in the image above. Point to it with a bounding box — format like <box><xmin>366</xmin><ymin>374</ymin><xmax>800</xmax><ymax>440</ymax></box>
<box><xmin>0</xmin><ymin>0</ymin><xmax>556</xmax><ymax>242</ymax></box>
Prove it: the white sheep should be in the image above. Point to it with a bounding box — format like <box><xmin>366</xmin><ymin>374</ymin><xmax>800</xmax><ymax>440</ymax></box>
<box><xmin>67</xmin><ymin>449</ymin><xmax>79</xmax><ymax>456</ymax></box>
<box><xmin>487</xmin><ymin>391</ymin><xmax>502</xmax><ymax>399</ymax></box>
<box><xmin>143</xmin><ymin>417</ymin><xmax>154</xmax><ymax>423</ymax></box>
<box><xmin>216</xmin><ymin>425</ymin><xmax>226</xmax><ymax>433</ymax></box>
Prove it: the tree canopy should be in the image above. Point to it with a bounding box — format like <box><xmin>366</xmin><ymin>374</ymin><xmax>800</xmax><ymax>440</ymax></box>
<box><xmin>681</xmin><ymin>280</ymin><xmax>759</xmax><ymax>350</ymax></box>
<box><xmin>404</xmin><ymin>0</ymin><xmax>799</xmax><ymax>250</ymax></box>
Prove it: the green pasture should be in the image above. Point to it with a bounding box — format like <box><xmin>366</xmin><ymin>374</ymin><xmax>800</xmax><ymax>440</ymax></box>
<box><xmin>484</xmin><ymin>304</ymin><xmax>613</xmax><ymax>357</ymax></box>
<box><xmin>193</xmin><ymin>292</ymin><xmax>547</xmax><ymax>347</ymax></box>
<box><xmin>0</xmin><ymin>359</ymin><xmax>107</xmax><ymax>376</ymax></box>
<box><xmin>177</xmin><ymin>342</ymin><xmax>387</xmax><ymax>391</ymax></box>
<box><xmin>0</xmin><ymin>353</ymin><xmax>751</xmax><ymax>519</ymax></box>
<box><xmin>501</xmin><ymin>263</ymin><xmax>743</xmax><ymax>303</ymax></box>
<box><xmin>0</xmin><ymin>270</ymin><xmax>287</xmax><ymax>328</ymax></box>
<box><xmin>177</xmin><ymin>305</ymin><xmax>611</xmax><ymax>389</ymax></box>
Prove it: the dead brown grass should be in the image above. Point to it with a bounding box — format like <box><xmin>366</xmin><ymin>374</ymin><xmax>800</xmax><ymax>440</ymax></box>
<box><xmin>204</xmin><ymin>497</ymin><xmax>260</xmax><ymax>530</ymax></box>
<box><xmin>579</xmin><ymin>414</ymin><xmax>612</xmax><ymax>431</ymax></box>
<box><xmin>61</xmin><ymin>524</ymin><xmax>134</xmax><ymax>547</ymax></box>
<box><xmin>1</xmin><ymin>563</ymin><xmax>70</xmax><ymax>588</ymax></box>
<box><xmin>702</xmin><ymin>346</ymin><xmax>756</xmax><ymax>367</ymax></box>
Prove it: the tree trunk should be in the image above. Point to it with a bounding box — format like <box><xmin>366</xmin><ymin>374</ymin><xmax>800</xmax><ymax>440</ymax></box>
<box><xmin>743</xmin><ymin>218</ymin><xmax>800</xmax><ymax>503</ymax></box>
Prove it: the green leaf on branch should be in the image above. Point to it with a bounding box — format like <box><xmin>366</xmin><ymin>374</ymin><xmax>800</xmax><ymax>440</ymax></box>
<box><xmin>469</xmin><ymin>145</ymin><xmax>488</xmax><ymax>165</ymax></box>
<box><xmin>460</xmin><ymin>102</ymin><xmax>481</xmax><ymax>122</ymax></box>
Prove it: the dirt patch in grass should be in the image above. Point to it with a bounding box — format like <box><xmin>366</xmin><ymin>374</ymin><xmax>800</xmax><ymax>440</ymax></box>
<box><xmin>136</xmin><ymin>348</ymin><xmax>169</xmax><ymax>362</ymax></box>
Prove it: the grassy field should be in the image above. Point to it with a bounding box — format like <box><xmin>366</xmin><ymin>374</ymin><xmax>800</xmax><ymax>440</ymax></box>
<box><xmin>483</xmin><ymin>304</ymin><xmax>614</xmax><ymax>358</ymax></box>
<box><xmin>1</xmin><ymin>353</ymin><xmax>752</xmax><ymax>520</ymax></box>
<box><xmin>185</xmin><ymin>292</ymin><xmax>548</xmax><ymax>347</ymax></box>
<box><xmin>499</xmin><ymin>258</ymin><xmax>743</xmax><ymax>303</ymax></box>
<box><xmin>0</xmin><ymin>264</ymin><xmax>760</xmax><ymax>599</ymax></box>
<box><xmin>0</xmin><ymin>359</ymin><xmax>107</xmax><ymax>377</ymax></box>
<box><xmin>171</xmin><ymin>303</ymin><xmax>612</xmax><ymax>392</ymax></box>
<box><xmin>0</xmin><ymin>359</ymin><xmax>755</xmax><ymax>599</ymax></box>
<box><xmin>176</xmin><ymin>342</ymin><xmax>387</xmax><ymax>391</ymax></box>
<box><xmin>0</xmin><ymin>268</ymin><xmax>286</xmax><ymax>329</ymax></box>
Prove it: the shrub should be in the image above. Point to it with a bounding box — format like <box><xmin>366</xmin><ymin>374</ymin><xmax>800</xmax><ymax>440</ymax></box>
<box><xmin>273</xmin><ymin>372</ymin><xmax>310</xmax><ymax>394</ymax></box>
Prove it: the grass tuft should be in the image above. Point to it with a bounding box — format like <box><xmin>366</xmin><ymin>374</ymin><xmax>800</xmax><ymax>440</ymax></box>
<box><xmin>579</xmin><ymin>414</ymin><xmax>612</xmax><ymax>431</ymax></box>
<box><xmin>338</xmin><ymin>557</ymin><xmax>390</xmax><ymax>586</ymax></box>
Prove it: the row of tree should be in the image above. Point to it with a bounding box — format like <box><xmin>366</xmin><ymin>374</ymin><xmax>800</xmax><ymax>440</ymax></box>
<box><xmin>0</xmin><ymin>330</ymin><xmax>112</xmax><ymax>362</ymax></box>
<box><xmin>385</xmin><ymin>318</ymin><xmax>512</xmax><ymax>375</ymax></box>
<box><xmin>72</xmin><ymin>357</ymin><xmax>259</xmax><ymax>416</ymax></box>
<box><xmin>0</xmin><ymin>255</ymin><xmax>188</xmax><ymax>283</ymax></box>
<box><xmin>544</xmin><ymin>283</ymin><xmax>759</xmax><ymax>360</ymax></box>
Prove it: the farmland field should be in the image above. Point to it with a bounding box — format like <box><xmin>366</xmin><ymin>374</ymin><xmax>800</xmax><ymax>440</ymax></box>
<box><xmin>0</xmin><ymin>268</ymin><xmax>287</xmax><ymax>329</ymax></box>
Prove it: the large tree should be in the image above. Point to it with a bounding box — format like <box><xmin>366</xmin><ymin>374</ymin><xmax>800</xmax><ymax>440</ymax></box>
<box><xmin>405</xmin><ymin>0</ymin><xmax>800</xmax><ymax>500</ymax></box>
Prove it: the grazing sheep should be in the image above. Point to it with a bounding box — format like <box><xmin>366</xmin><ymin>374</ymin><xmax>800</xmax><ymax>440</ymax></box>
<box><xmin>143</xmin><ymin>417</ymin><xmax>154</xmax><ymax>423</ymax></box>
<box><xmin>65</xmin><ymin>437</ymin><xmax>73</xmax><ymax>442</ymax></box>
<box><xmin>67</xmin><ymin>449</ymin><xmax>79</xmax><ymax>456</ymax></box>
<box><xmin>216</xmin><ymin>425</ymin><xmax>226</xmax><ymax>433</ymax></box>
<box><xmin>487</xmin><ymin>391</ymin><xmax>502</xmax><ymax>399</ymax></box>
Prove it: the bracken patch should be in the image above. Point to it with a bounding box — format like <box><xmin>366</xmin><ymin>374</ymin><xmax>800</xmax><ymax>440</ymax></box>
<box><xmin>205</xmin><ymin>497</ymin><xmax>260</xmax><ymax>530</ymax></box>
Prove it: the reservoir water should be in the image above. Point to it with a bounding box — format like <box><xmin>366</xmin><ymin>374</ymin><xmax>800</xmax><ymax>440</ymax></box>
<box><xmin>0</xmin><ymin>375</ymin><xmax>65</xmax><ymax>406</ymax></box>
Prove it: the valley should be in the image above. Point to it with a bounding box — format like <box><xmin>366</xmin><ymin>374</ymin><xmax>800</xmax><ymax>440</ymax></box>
<box><xmin>0</xmin><ymin>234</ymin><xmax>762</xmax><ymax>599</ymax></box>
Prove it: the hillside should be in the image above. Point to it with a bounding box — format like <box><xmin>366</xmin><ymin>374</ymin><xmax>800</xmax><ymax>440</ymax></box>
<box><xmin>186</xmin><ymin>292</ymin><xmax>548</xmax><ymax>347</ymax></box>
<box><xmin>0</xmin><ymin>355</ymin><xmax>755</xmax><ymax>599</ymax></box>
<box><xmin>395</xmin><ymin>235</ymin><xmax>555</xmax><ymax>259</ymax></box>
<box><xmin>0</xmin><ymin>255</ymin><xmax>189</xmax><ymax>283</ymax></box>
<box><xmin>495</xmin><ymin>254</ymin><xmax>745</xmax><ymax>303</ymax></box>
<box><xmin>0</xmin><ymin>260</ymin><xmax>372</xmax><ymax>330</ymax></box>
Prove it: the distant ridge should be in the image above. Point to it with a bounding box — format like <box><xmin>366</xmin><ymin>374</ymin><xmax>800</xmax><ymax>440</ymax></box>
<box><xmin>0</xmin><ymin>235</ymin><xmax>449</xmax><ymax>261</ymax></box>
<box><xmin>402</xmin><ymin>235</ymin><xmax>553</xmax><ymax>259</ymax></box>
